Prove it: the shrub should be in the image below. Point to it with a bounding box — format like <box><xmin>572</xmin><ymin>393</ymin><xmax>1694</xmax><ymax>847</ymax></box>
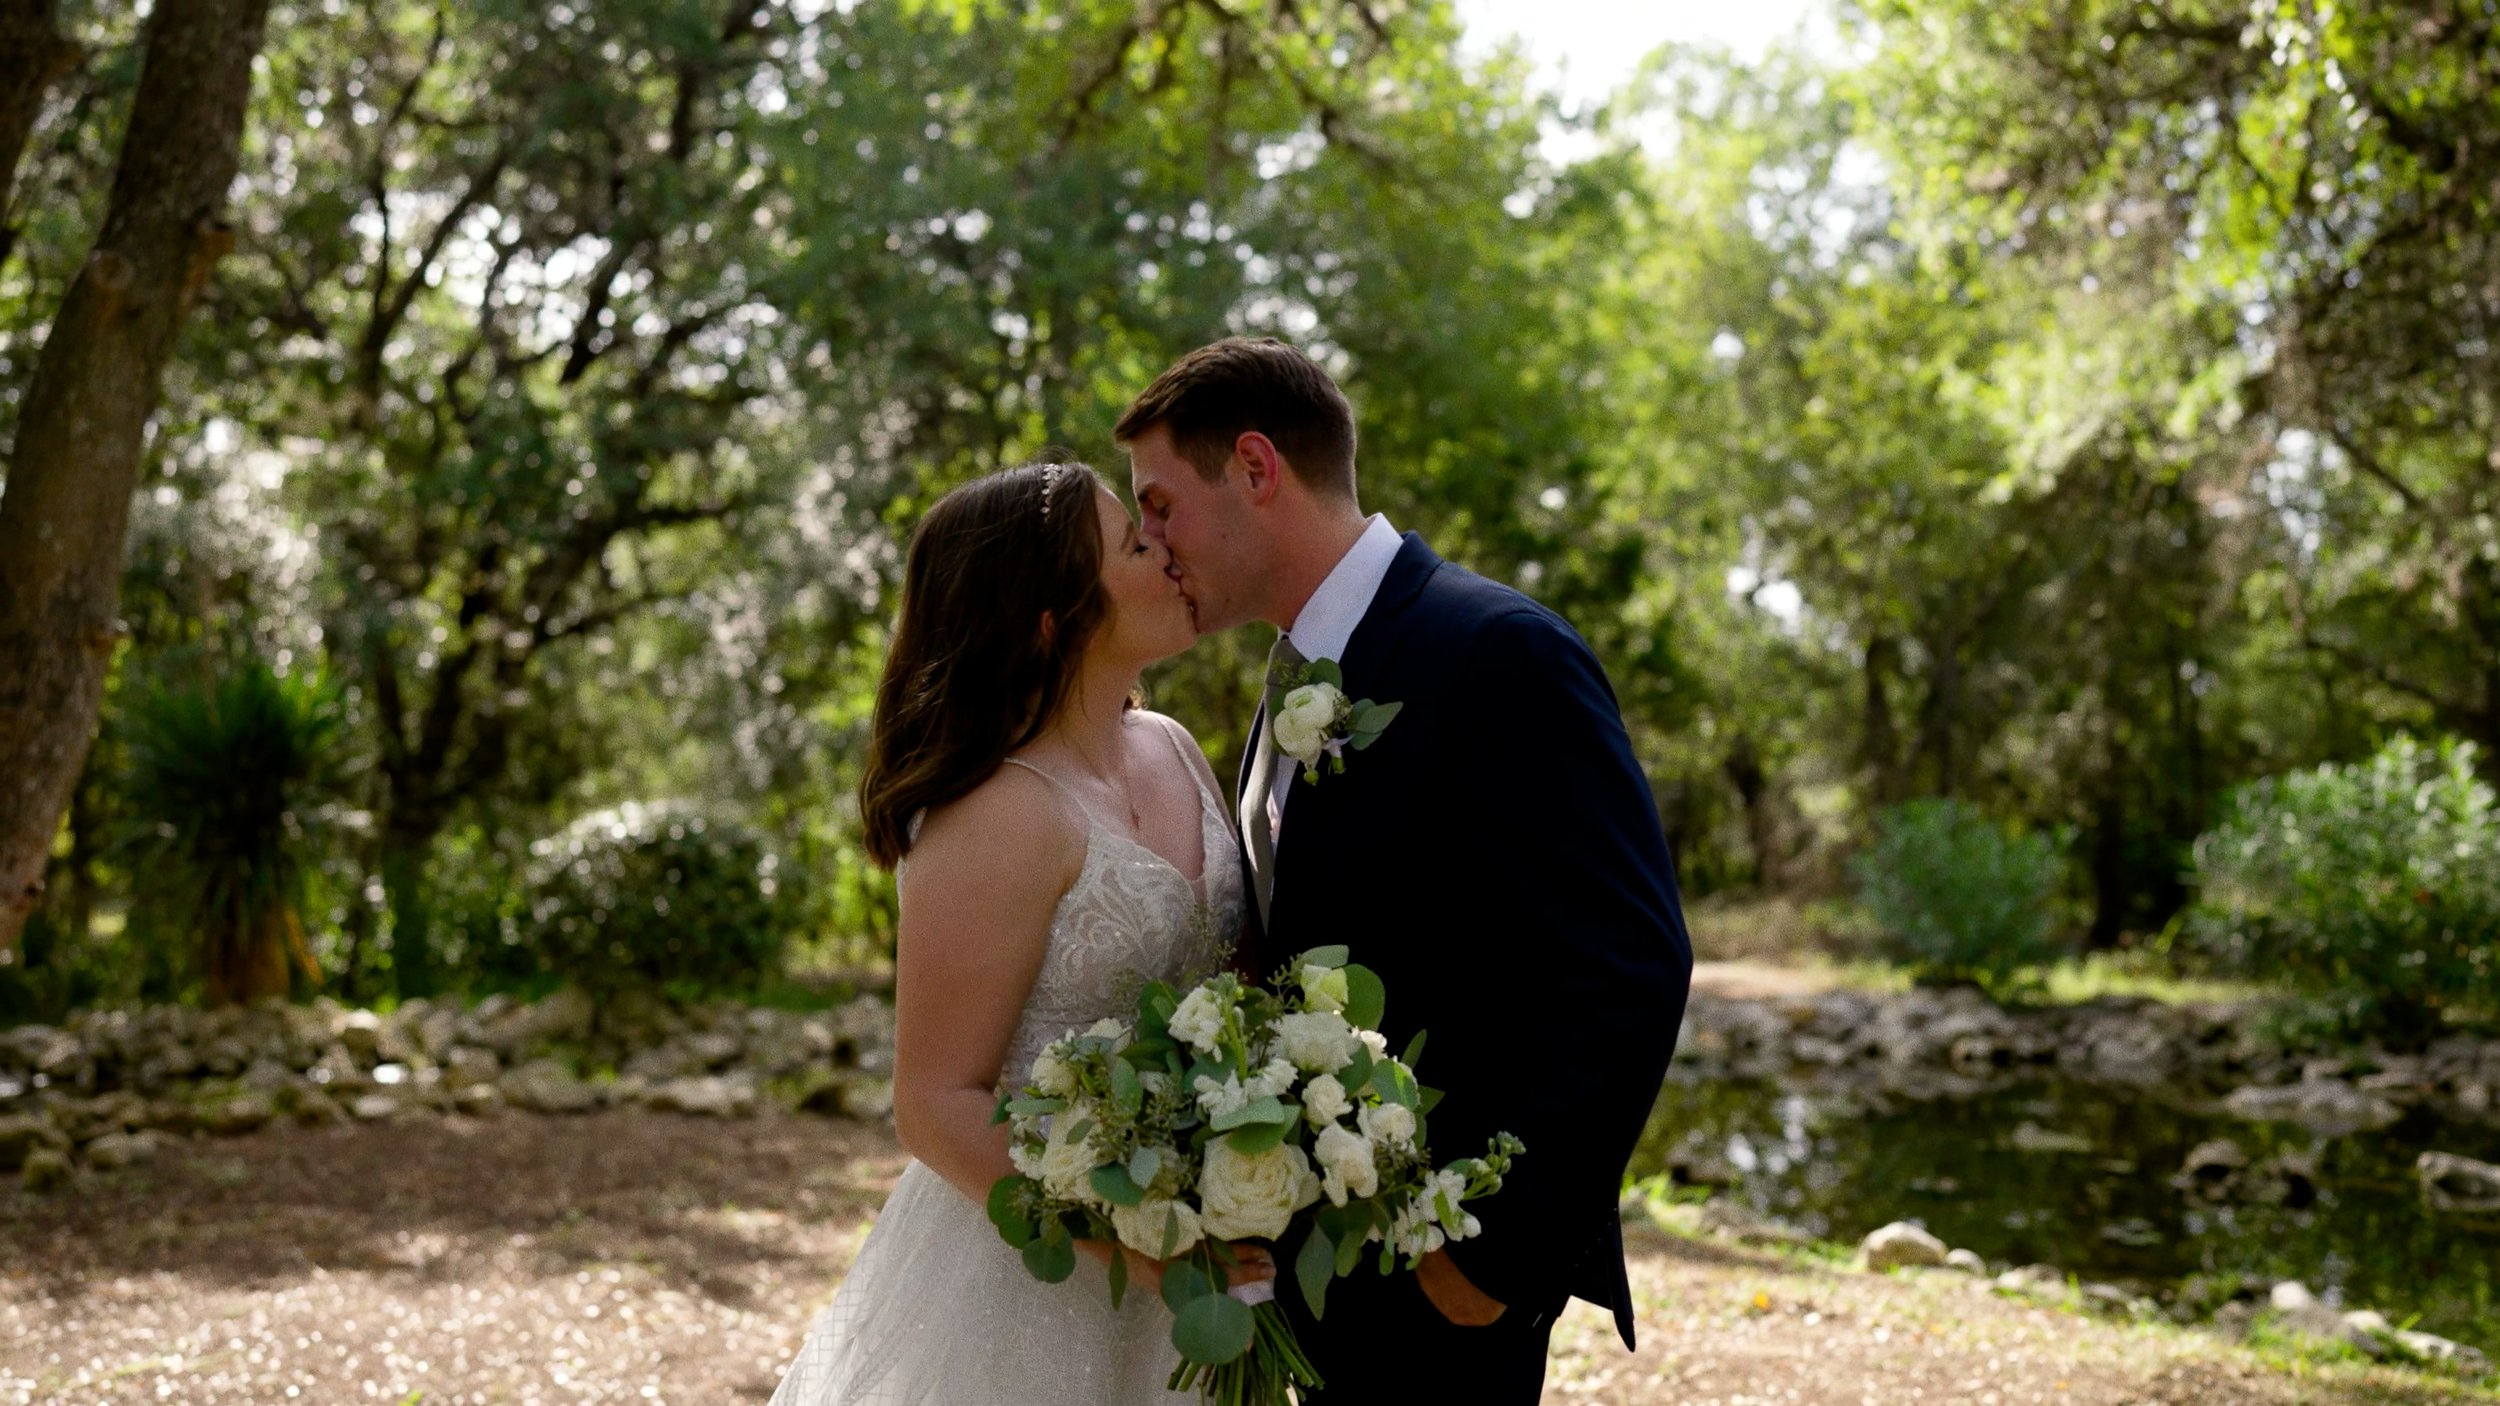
<box><xmin>2185</xmin><ymin>736</ymin><xmax>2500</xmax><ymax>1038</ymax></box>
<box><xmin>119</xmin><ymin>660</ymin><xmax>345</xmax><ymax>1005</ymax></box>
<box><xmin>1852</xmin><ymin>798</ymin><xmax>2066</xmax><ymax>994</ymax></box>
<box><xmin>525</xmin><ymin>802</ymin><xmax>796</xmax><ymax>1000</ymax></box>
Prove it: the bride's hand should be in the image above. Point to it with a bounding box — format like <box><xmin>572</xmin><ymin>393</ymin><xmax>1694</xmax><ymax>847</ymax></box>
<box><xmin>1220</xmin><ymin>1242</ymin><xmax>1278</xmax><ymax>1293</ymax></box>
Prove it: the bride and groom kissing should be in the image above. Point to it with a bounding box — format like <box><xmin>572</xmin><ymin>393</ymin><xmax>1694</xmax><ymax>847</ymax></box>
<box><xmin>769</xmin><ymin>337</ymin><xmax>1692</xmax><ymax>1404</ymax></box>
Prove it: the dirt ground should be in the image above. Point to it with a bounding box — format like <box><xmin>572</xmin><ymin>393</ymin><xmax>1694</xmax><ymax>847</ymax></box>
<box><xmin>0</xmin><ymin>1110</ymin><xmax>2478</xmax><ymax>1405</ymax></box>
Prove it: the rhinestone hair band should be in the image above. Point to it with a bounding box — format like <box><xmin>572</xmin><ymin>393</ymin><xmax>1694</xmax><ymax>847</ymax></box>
<box><xmin>1037</xmin><ymin>463</ymin><xmax>1069</xmax><ymax>519</ymax></box>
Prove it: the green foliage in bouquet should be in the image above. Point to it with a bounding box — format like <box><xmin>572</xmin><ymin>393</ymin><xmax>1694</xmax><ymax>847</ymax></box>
<box><xmin>1852</xmin><ymin>798</ymin><xmax>2067</xmax><ymax>996</ymax></box>
<box><xmin>984</xmin><ymin>948</ymin><xmax>1521</xmax><ymax>1405</ymax></box>
<box><xmin>2184</xmin><ymin>736</ymin><xmax>2500</xmax><ymax>1038</ymax></box>
<box><xmin>524</xmin><ymin>802</ymin><xmax>799</xmax><ymax>1000</ymax></box>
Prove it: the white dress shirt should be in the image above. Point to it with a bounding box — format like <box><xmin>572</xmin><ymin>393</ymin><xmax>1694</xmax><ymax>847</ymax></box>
<box><xmin>1268</xmin><ymin>513</ymin><xmax>1402</xmax><ymax>836</ymax></box>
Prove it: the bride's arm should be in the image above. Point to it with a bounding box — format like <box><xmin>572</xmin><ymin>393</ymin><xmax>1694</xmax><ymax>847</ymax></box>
<box><xmin>889</xmin><ymin>769</ymin><xmax>1083</xmax><ymax>1206</ymax></box>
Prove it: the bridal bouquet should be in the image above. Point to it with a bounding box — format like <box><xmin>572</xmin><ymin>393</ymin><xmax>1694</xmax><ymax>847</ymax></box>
<box><xmin>986</xmin><ymin>947</ymin><xmax>1523</xmax><ymax>1405</ymax></box>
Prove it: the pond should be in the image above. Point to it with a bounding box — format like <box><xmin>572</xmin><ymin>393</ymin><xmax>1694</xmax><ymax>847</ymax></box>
<box><xmin>1628</xmin><ymin>1072</ymin><xmax>2500</xmax><ymax>1351</ymax></box>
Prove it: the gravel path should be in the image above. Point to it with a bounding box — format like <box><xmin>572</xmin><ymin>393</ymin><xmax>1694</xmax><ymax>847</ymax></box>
<box><xmin>0</xmin><ymin>1110</ymin><xmax>2477</xmax><ymax>1405</ymax></box>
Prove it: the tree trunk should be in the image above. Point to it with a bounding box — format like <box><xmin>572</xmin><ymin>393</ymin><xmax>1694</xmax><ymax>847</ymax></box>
<box><xmin>0</xmin><ymin>0</ymin><xmax>83</xmax><ymax>269</ymax></box>
<box><xmin>0</xmin><ymin>0</ymin><xmax>273</xmax><ymax>955</ymax></box>
<box><xmin>1861</xmin><ymin>633</ymin><xmax>1907</xmax><ymax>808</ymax></box>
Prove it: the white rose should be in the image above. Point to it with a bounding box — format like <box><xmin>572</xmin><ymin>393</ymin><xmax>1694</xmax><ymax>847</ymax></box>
<box><xmin>1358</xmin><ymin>1100</ymin><xmax>1416</xmax><ymax>1149</ymax></box>
<box><xmin>1084</xmin><ymin>1017</ymin><xmax>1131</xmax><ymax>1043</ymax></box>
<box><xmin>1197</xmin><ymin>1139</ymin><xmax>1323</xmax><ymax>1241</ymax></box>
<box><xmin>1168</xmin><ymin>985</ymin><xmax>1227</xmax><ymax>1056</ymax></box>
<box><xmin>1302</xmin><ymin>1072</ymin><xmax>1351</xmax><ymax>1126</ymax></box>
<box><xmin>1300</xmin><ymin>965</ymin><xmax>1350</xmax><ymax>1014</ymax></box>
<box><xmin>1272</xmin><ymin>1011</ymin><xmax>1358</xmax><ymax>1073</ymax></box>
<box><xmin>1009</xmin><ymin>1138</ymin><xmax>1045</xmax><ymax>1179</ymax></box>
<box><xmin>1269</xmin><ymin>683</ymin><xmax>1344</xmax><ymax>766</ymax></box>
<box><xmin>1193</xmin><ymin>1072</ymin><xmax>1248</xmax><ymax>1121</ymax></box>
<box><xmin>1312</xmin><ymin>1123</ymin><xmax>1378</xmax><ymax>1207</ymax></box>
<box><xmin>1111</xmin><ymin>1197</ymin><xmax>1206</xmax><ymax>1258</ymax></box>
<box><xmin>1037</xmin><ymin>1106</ymin><xmax>1105</xmax><ymax>1205</ymax></box>
<box><xmin>1029</xmin><ymin>1050</ymin><xmax>1078</xmax><ymax>1098</ymax></box>
<box><xmin>1247</xmin><ymin>1056</ymin><xmax>1298</xmax><ymax>1102</ymax></box>
<box><xmin>1355</xmin><ymin>1028</ymin><xmax>1389</xmax><ymax>1059</ymax></box>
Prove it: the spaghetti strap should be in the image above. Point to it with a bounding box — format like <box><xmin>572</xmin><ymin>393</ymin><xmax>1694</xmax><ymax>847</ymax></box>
<box><xmin>1000</xmin><ymin>755</ymin><xmax>1085</xmax><ymax>806</ymax></box>
<box><xmin>1145</xmin><ymin>712</ymin><xmax>1225</xmax><ymax>818</ymax></box>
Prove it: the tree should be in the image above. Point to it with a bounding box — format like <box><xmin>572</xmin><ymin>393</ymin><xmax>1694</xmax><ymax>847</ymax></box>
<box><xmin>0</xmin><ymin>0</ymin><xmax>272</xmax><ymax>955</ymax></box>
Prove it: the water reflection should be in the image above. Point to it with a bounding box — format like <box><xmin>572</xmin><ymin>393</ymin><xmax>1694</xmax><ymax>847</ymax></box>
<box><xmin>1630</xmin><ymin>1071</ymin><xmax>2500</xmax><ymax>1349</ymax></box>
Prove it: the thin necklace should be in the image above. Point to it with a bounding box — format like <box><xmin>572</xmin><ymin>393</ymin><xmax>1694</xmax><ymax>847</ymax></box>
<box><xmin>1066</xmin><ymin>715</ymin><xmax>1143</xmax><ymax>836</ymax></box>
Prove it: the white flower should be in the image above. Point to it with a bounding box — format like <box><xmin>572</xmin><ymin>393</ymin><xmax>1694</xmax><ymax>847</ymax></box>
<box><xmin>1302</xmin><ymin>1072</ymin><xmax>1351</xmax><ymax>1126</ymax></box>
<box><xmin>1137</xmin><ymin>1070</ymin><xmax>1173</xmax><ymax>1098</ymax></box>
<box><xmin>1312</xmin><ymin>1123</ymin><xmax>1378</xmax><ymax>1207</ymax></box>
<box><xmin>1358</xmin><ymin>1100</ymin><xmax>1416</xmax><ymax>1149</ymax></box>
<box><xmin>1355</xmin><ymin>1028</ymin><xmax>1389</xmax><ymax>1059</ymax></box>
<box><xmin>1300</xmin><ymin>965</ymin><xmax>1350</xmax><ymax>1014</ymax></box>
<box><xmin>1270</xmin><ymin>683</ymin><xmax>1344</xmax><ymax>767</ymax></box>
<box><xmin>1193</xmin><ymin>1072</ymin><xmax>1248</xmax><ymax>1121</ymax></box>
<box><xmin>1029</xmin><ymin>1050</ymin><xmax>1079</xmax><ymax>1098</ymax></box>
<box><xmin>1246</xmin><ymin>1057</ymin><xmax>1298</xmax><ymax>1102</ymax></box>
<box><xmin>1009</xmin><ymin>1138</ymin><xmax>1045</xmax><ymax>1179</ymax></box>
<box><xmin>1111</xmin><ymin>1197</ymin><xmax>1206</xmax><ymax>1258</ymax></box>
<box><xmin>1197</xmin><ymin>1138</ymin><xmax>1323</xmax><ymax>1240</ymax></box>
<box><xmin>1272</xmin><ymin>1011</ymin><xmax>1358</xmax><ymax>1073</ymax></box>
<box><xmin>1084</xmin><ymin>1017</ymin><xmax>1132</xmax><ymax>1043</ymax></box>
<box><xmin>1168</xmin><ymin>985</ymin><xmax>1227</xmax><ymax>1056</ymax></box>
<box><xmin>1037</xmin><ymin>1105</ymin><xmax>1106</xmax><ymax>1206</ymax></box>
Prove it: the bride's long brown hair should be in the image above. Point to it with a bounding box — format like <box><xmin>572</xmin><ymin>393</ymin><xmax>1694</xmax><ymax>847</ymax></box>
<box><xmin>859</xmin><ymin>462</ymin><xmax>1112</xmax><ymax>868</ymax></box>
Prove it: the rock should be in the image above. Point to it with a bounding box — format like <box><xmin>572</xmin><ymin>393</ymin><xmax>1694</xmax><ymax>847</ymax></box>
<box><xmin>2269</xmin><ymin>1280</ymin><xmax>2319</xmax><ymax>1313</ymax></box>
<box><xmin>498</xmin><ymin>1059</ymin><xmax>599</xmax><ymax>1114</ymax></box>
<box><xmin>473</xmin><ymin>988</ymin><xmax>595</xmax><ymax>1058</ymax></box>
<box><xmin>444</xmin><ymin>1047</ymin><xmax>501</xmax><ymax>1090</ymax></box>
<box><xmin>2176</xmin><ymin>1138</ymin><xmax>2248</xmax><ymax>1196</ymax></box>
<box><xmin>0</xmin><ymin>1113</ymin><xmax>69</xmax><ymax>1171</ymax></box>
<box><xmin>2222</xmin><ymin>1079</ymin><xmax>2401</xmax><ymax>1136</ymax></box>
<box><xmin>683</xmin><ymin>1030</ymin><xmax>743</xmax><ymax>1069</ymax></box>
<box><xmin>2</xmin><ymin>1025</ymin><xmax>84</xmax><ymax>1078</ymax></box>
<box><xmin>203</xmin><ymin>1093</ymin><xmax>276</xmax><ymax>1136</ymax></box>
<box><xmin>836</xmin><ymin>1072</ymin><xmax>894</xmax><ymax>1121</ymax></box>
<box><xmin>334</xmin><ymin>1009</ymin><xmax>384</xmax><ymax>1061</ymax></box>
<box><xmin>280</xmin><ymin>1085</ymin><xmax>346</xmax><ymax>1125</ymax></box>
<box><xmin>1944</xmin><ymin>1248</ymin><xmax>1988</xmax><ymax>1276</ymax></box>
<box><xmin>2418</xmin><ymin>1151</ymin><xmax>2500</xmax><ymax>1214</ymax></box>
<box><xmin>84</xmin><ymin>1131</ymin><xmax>158</xmax><ymax>1170</ymax></box>
<box><xmin>644</xmin><ymin>1075</ymin><xmax>757</xmax><ymax>1118</ymax></box>
<box><xmin>351</xmin><ymin>1093</ymin><xmax>402</xmax><ymax>1121</ymax></box>
<box><xmin>2010</xmin><ymin>1121</ymin><xmax>2093</xmax><ymax>1155</ymax></box>
<box><xmin>1861</xmin><ymin>1221</ymin><xmax>1949</xmax><ymax>1272</ymax></box>
<box><xmin>1994</xmin><ymin>1264</ymin><xmax>2065</xmax><ymax>1296</ymax></box>
<box><xmin>240</xmin><ymin>1057</ymin><xmax>295</xmax><ymax>1093</ymax></box>
<box><xmin>453</xmin><ymin>1083</ymin><xmax>505</xmax><ymax>1117</ymax></box>
<box><xmin>415</xmin><ymin>1008</ymin><xmax>461</xmax><ymax>1062</ymax></box>
<box><xmin>2394</xmin><ymin>1329</ymin><xmax>2492</xmax><ymax>1375</ymax></box>
<box><xmin>20</xmin><ymin>1147</ymin><xmax>70</xmax><ymax>1194</ymax></box>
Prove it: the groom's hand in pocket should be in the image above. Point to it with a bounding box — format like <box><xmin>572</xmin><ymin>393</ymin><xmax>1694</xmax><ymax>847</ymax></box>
<box><xmin>1416</xmin><ymin>1248</ymin><xmax>1507</xmax><ymax>1326</ymax></box>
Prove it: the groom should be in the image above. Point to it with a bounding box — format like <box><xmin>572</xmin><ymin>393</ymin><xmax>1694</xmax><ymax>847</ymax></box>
<box><xmin>1119</xmin><ymin>338</ymin><xmax>1692</xmax><ymax>1401</ymax></box>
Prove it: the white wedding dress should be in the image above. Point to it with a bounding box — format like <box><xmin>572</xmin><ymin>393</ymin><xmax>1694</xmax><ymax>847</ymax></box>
<box><xmin>768</xmin><ymin>727</ymin><xmax>1244</xmax><ymax>1405</ymax></box>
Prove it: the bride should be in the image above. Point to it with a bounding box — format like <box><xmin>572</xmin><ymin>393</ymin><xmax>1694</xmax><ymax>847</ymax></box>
<box><xmin>767</xmin><ymin>461</ymin><xmax>1272</xmax><ymax>1405</ymax></box>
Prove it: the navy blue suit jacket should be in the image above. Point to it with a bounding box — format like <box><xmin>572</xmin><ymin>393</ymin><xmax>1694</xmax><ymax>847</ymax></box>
<box><xmin>1241</xmin><ymin>533</ymin><xmax>1692</xmax><ymax>1349</ymax></box>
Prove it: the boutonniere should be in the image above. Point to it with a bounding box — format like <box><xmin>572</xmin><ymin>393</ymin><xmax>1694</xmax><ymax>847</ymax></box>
<box><xmin>1268</xmin><ymin>659</ymin><xmax>1403</xmax><ymax>784</ymax></box>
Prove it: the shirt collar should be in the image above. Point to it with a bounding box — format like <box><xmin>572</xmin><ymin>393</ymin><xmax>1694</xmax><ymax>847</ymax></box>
<box><xmin>1285</xmin><ymin>514</ymin><xmax>1401</xmax><ymax>664</ymax></box>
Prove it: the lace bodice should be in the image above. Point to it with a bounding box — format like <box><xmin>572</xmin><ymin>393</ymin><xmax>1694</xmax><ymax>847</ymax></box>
<box><xmin>995</xmin><ymin>729</ymin><xmax>1243</xmax><ymax>1084</ymax></box>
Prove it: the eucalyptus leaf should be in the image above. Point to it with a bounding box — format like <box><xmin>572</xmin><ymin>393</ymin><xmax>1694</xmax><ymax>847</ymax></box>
<box><xmin>1295</xmin><ymin>945</ymin><xmax>1351</xmax><ymax>970</ymax></box>
<box><xmin>1210</xmin><ymin>1095</ymin><xmax>1293</xmax><ymax>1131</ymax></box>
<box><xmin>1090</xmin><ymin>1162</ymin><xmax>1147</xmax><ymax>1208</ymax></box>
<box><xmin>1170</xmin><ymin>1291</ymin><xmax>1256</xmax><ymax>1365</ymax></box>
<box><xmin>1022</xmin><ymin>1235</ymin><xmax>1077</xmax><ymax>1284</ymax></box>
<box><xmin>1161</xmin><ymin>1261</ymin><xmax>1213</xmax><ymax>1313</ymax></box>
<box><xmin>1296</xmin><ymin>1226</ymin><xmax>1336</xmax><ymax>1320</ymax></box>
<box><xmin>1226</xmin><ymin>1118</ymin><xmax>1292</xmax><ymax>1154</ymax></box>
<box><xmin>1341</xmin><ymin>963</ymin><xmax>1386</xmax><ymax>1030</ymax></box>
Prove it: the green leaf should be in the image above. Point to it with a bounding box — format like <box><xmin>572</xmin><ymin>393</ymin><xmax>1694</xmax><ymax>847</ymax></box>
<box><xmin>1110</xmin><ymin>1059</ymin><xmax>1143</xmax><ymax>1116</ymax></box>
<box><xmin>1161</xmin><ymin>1261</ymin><xmax>1213</xmax><ymax>1313</ymax></box>
<box><xmin>1355</xmin><ymin>699</ymin><xmax>1403</xmax><ymax>730</ymax></box>
<box><xmin>1296</xmin><ymin>1226</ymin><xmax>1336</xmax><ymax>1320</ymax></box>
<box><xmin>1335</xmin><ymin>1210</ymin><xmax>1369</xmax><ymax>1276</ymax></box>
<box><xmin>1418</xmin><ymin>1086</ymin><xmax>1444</xmax><ymax>1115</ymax></box>
<box><xmin>1210</xmin><ymin>1096</ymin><xmax>1293</xmax><ymax>1131</ymax></box>
<box><xmin>1306</xmin><ymin>659</ymin><xmax>1345</xmax><ymax>689</ymax></box>
<box><xmin>1401</xmin><ymin>1029</ymin><xmax>1428</xmax><ymax>1070</ymax></box>
<box><xmin>1295</xmin><ymin>945</ymin><xmax>1351</xmax><ymax>970</ymax></box>
<box><xmin>1341</xmin><ymin>963</ymin><xmax>1386</xmax><ymax>1030</ymax></box>
<box><xmin>985</xmin><ymin>1176</ymin><xmax>1036</xmax><ymax>1247</ymax></box>
<box><xmin>1003</xmin><ymin>1096</ymin><xmax>1066</xmax><ymax>1117</ymax></box>
<box><xmin>1158</xmin><ymin>1205</ymin><xmax>1183</xmax><ymax>1260</ymax></box>
<box><xmin>1107</xmin><ymin>1239</ymin><xmax>1129</xmax><ymax>1309</ymax></box>
<box><xmin>1336</xmin><ymin>1047</ymin><xmax>1374</xmax><ymax>1097</ymax></box>
<box><xmin>990</xmin><ymin>1091</ymin><xmax>1013</xmax><ymax>1126</ymax></box>
<box><xmin>1226</xmin><ymin>1118</ymin><xmax>1292</xmax><ymax>1153</ymax></box>
<box><xmin>1090</xmin><ymin>1162</ymin><xmax>1147</xmax><ymax>1208</ymax></box>
<box><xmin>1063</xmin><ymin>1116</ymin><xmax>1094</xmax><ymax>1143</ymax></box>
<box><xmin>1171</xmin><ymin>1291</ymin><xmax>1256</xmax><ymax>1365</ymax></box>
<box><xmin>1022</xmin><ymin>1235</ymin><xmax>1077</xmax><ymax>1283</ymax></box>
<box><xmin>1128</xmin><ymin>1146</ymin><xmax>1163</xmax><ymax>1190</ymax></box>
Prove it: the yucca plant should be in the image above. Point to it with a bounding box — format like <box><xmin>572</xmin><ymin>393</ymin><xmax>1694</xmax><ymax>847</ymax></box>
<box><xmin>120</xmin><ymin>658</ymin><xmax>345</xmax><ymax>1005</ymax></box>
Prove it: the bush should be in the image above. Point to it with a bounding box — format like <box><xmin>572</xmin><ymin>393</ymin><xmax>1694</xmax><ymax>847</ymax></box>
<box><xmin>1852</xmin><ymin>798</ymin><xmax>2066</xmax><ymax>994</ymax></box>
<box><xmin>525</xmin><ymin>802</ymin><xmax>796</xmax><ymax>1000</ymax></box>
<box><xmin>2185</xmin><ymin>736</ymin><xmax>2500</xmax><ymax>1038</ymax></box>
<box><xmin>119</xmin><ymin>659</ymin><xmax>344</xmax><ymax>1005</ymax></box>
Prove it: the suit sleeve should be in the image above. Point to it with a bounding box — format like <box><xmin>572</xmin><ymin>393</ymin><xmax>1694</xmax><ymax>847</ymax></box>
<box><xmin>1422</xmin><ymin>606</ymin><xmax>1693</xmax><ymax>1308</ymax></box>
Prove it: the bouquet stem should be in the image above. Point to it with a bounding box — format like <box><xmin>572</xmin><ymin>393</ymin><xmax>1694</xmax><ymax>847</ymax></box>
<box><xmin>1165</xmin><ymin>1301</ymin><xmax>1323</xmax><ymax>1404</ymax></box>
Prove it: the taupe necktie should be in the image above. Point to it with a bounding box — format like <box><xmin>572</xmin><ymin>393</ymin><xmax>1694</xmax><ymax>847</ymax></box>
<box><xmin>1240</xmin><ymin>632</ymin><xmax>1307</xmax><ymax>929</ymax></box>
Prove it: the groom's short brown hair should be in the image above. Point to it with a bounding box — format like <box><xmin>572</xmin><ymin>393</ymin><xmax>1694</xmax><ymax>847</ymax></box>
<box><xmin>1114</xmin><ymin>337</ymin><xmax>1357</xmax><ymax>499</ymax></box>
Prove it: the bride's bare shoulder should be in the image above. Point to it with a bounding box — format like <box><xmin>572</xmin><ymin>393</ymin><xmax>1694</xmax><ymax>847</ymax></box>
<box><xmin>1133</xmin><ymin>709</ymin><xmax>1222</xmax><ymax>793</ymax></box>
<box><xmin>905</xmin><ymin>761</ymin><xmax>1084</xmax><ymax>890</ymax></box>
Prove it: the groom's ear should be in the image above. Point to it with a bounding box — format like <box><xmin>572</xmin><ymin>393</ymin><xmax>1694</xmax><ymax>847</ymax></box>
<box><xmin>1234</xmin><ymin>431</ymin><xmax>1286</xmax><ymax>506</ymax></box>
